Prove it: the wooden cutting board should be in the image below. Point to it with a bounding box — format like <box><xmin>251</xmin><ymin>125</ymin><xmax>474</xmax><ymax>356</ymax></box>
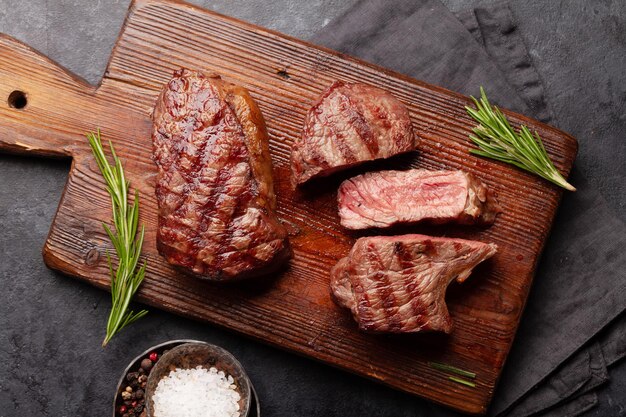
<box><xmin>0</xmin><ymin>0</ymin><xmax>577</xmax><ymax>413</ymax></box>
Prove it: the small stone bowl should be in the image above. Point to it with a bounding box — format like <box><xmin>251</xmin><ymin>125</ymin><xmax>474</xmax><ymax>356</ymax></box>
<box><xmin>145</xmin><ymin>342</ymin><xmax>252</xmax><ymax>417</ymax></box>
<box><xmin>113</xmin><ymin>340</ymin><xmax>259</xmax><ymax>417</ymax></box>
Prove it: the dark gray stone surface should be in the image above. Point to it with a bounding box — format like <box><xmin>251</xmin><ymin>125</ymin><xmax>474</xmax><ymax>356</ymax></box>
<box><xmin>0</xmin><ymin>1</ymin><xmax>624</xmax><ymax>416</ymax></box>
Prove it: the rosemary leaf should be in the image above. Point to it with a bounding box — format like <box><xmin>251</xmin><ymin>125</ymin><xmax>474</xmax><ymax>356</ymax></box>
<box><xmin>449</xmin><ymin>376</ymin><xmax>477</xmax><ymax>388</ymax></box>
<box><xmin>428</xmin><ymin>361</ymin><xmax>477</xmax><ymax>379</ymax></box>
<box><xmin>466</xmin><ymin>87</ymin><xmax>575</xmax><ymax>191</ymax></box>
<box><xmin>87</xmin><ymin>129</ymin><xmax>148</xmax><ymax>347</ymax></box>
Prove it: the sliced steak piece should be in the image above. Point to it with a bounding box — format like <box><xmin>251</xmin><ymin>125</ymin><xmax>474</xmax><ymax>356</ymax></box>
<box><xmin>338</xmin><ymin>169</ymin><xmax>500</xmax><ymax>230</ymax></box>
<box><xmin>291</xmin><ymin>81</ymin><xmax>416</xmax><ymax>185</ymax></box>
<box><xmin>330</xmin><ymin>235</ymin><xmax>497</xmax><ymax>333</ymax></box>
<box><xmin>152</xmin><ymin>69</ymin><xmax>291</xmax><ymax>281</ymax></box>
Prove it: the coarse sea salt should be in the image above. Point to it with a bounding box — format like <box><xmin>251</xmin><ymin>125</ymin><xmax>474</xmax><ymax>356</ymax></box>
<box><xmin>152</xmin><ymin>366</ymin><xmax>241</xmax><ymax>417</ymax></box>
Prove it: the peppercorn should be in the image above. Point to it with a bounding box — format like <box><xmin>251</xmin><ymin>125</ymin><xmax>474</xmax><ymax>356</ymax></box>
<box><xmin>138</xmin><ymin>375</ymin><xmax>147</xmax><ymax>383</ymax></box>
<box><xmin>119</xmin><ymin>405</ymin><xmax>127</xmax><ymax>414</ymax></box>
<box><xmin>131</xmin><ymin>401</ymin><xmax>137</xmax><ymax>407</ymax></box>
<box><xmin>140</xmin><ymin>358</ymin><xmax>153</xmax><ymax>371</ymax></box>
<box><xmin>148</xmin><ymin>352</ymin><xmax>158</xmax><ymax>362</ymax></box>
<box><xmin>121</xmin><ymin>391</ymin><xmax>132</xmax><ymax>401</ymax></box>
<box><xmin>134</xmin><ymin>404</ymin><xmax>144</xmax><ymax>414</ymax></box>
<box><xmin>125</xmin><ymin>386</ymin><xmax>133</xmax><ymax>393</ymax></box>
<box><xmin>138</xmin><ymin>367</ymin><xmax>145</xmax><ymax>375</ymax></box>
<box><xmin>126</xmin><ymin>372</ymin><xmax>138</xmax><ymax>382</ymax></box>
<box><xmin>135</xmin><ymin>389</ymin><xmax>144</xmax><ymax>400</ymax></box>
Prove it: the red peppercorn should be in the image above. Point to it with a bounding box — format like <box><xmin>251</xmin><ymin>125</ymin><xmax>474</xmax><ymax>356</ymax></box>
<box><xmin>131</xmin><ymin>401</ymin><xmax>137</xmax><ymax>407</ymax></box>
<box><xmin>119</xmin><ymin>405</ymin><xmax>127</xmax><ymax>414</ymax></box>
<box><xmin>149</xmin><ymin>352</ymin><xmax>158</xmax><ymax>362</ymax></box>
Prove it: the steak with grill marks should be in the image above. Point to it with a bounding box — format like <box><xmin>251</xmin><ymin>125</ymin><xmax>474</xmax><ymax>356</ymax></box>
<box><xmin>152</xmin><ymin>69</ymin><xmax>291</xmax><ymax>281</ymax></box>
<box><xmin>331</xmin><ymin>235</ymin><xmax>497</xmax><ymax>333</ymax></box>
<box><xmin>338</xmin><ymin>169</ymin><xmax>500</xmax><ymax>230</ymax></box>
<box><xmin>291</xmin><ymin>81</ymin><xmax>416</xmax><ymax>185</ymax></box>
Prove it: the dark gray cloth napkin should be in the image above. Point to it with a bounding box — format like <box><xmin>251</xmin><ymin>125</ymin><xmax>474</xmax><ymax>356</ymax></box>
<box><xmin>310</xmin><ymin>1</ymin><xmax>626</xmax><ymax>416</ymax></box>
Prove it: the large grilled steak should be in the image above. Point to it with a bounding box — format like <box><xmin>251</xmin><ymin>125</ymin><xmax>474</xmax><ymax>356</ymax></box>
<box><xmin>338</xmin><ymin>170</ymin><xmax>500</xmax><ymax>230</ymax></box>
<box><xmin>291</xmin><ymin>81</ymin><xmax>416</xmax><ymax>185</ymax></box>
<box><xmin>331</xmin><ymin>235</ymin><xmax>497</xmax><ymax>333</ymax></box>
<box><xmin>152</xmin><ymin>69</ymin><xmax>291</xmax><ymax>281</ymax></box>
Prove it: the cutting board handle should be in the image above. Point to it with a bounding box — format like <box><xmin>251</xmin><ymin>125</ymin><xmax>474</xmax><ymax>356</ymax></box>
<box><xmin>0</xmin><ymin>34</ymin><xmax>97</xmax><ymax>158</ymax></box>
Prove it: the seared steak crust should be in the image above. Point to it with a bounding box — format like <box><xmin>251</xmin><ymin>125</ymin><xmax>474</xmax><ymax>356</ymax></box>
<box><xmin>331</xmin><ymin>235</ymin><xmax>497</xmax><ymax>333</ymax></box>
<box><xmin>291</xmin><ymin>81</ymin><xmax>416</xmax><ymax>185</ymax></box>
<box><xmin>152</xmin><ymin>69</ymin><xmax>290</xmax><ymax>280</ymax></box>
<box><xmin>338</xmin><ymin>170</ymin><xmax>500</xmax><ymax>229</ymax></box>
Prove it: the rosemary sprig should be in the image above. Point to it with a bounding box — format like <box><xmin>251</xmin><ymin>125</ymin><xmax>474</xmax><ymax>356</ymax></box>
<box><xmin>87</xmin><ymin>129</ymin><xmax>148</xmax><ymax>347</ymax></box>
<box><xmin>466</xmin><ymin>87</ymin><xmax>575</xmax><ymax>191</ymax></box>
<box><xmin>428</xmin><ymin>361</ymin><xmax>477</xmax><ymax>388</ymax></box>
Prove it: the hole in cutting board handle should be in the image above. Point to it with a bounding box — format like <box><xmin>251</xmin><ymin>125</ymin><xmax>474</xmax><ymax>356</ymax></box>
<box><xmin>8</xmin><ymin>90</ymin><xmax>27</xmax><ymax>109</ymax></box>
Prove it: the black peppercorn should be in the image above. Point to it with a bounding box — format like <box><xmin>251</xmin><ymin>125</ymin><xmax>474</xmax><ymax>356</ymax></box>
<box><xmin>140</xmin><ymin>358</ymin><xmax>153</xmax><ymax>371</ymax></box>
<box><xmin>135</xmin><ymin>389</ymin><xmax>144</xmax><ymax>400</ymax></box>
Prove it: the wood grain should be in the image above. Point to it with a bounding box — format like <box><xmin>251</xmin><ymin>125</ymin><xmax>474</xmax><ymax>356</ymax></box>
<box><xmin>0</xmin><ymin>0</ymin><xmax>577</xmax><ymax>413</ymax></box>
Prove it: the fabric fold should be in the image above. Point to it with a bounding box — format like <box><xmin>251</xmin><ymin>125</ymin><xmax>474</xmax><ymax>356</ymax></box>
<box><xmin>599</xmin><ymin>312</ymin><xmax>626</xmax><ymax>367</ymax></box>
<box><xmin>504</xmin><ymin>342</ymin><xmax>608</xmax><ymax>417</ymax></box>
<box><xmin>472</xmin><ymin>3</ymin><xmax>554</xmax><ymax>123</ymax></box>
<box><xmin>311</xmin><ymin>0</ymin><xmax>528</xmax><ymax>113</ymax></box>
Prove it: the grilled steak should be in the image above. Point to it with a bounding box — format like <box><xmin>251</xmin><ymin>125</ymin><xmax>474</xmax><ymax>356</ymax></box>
<box><xmin>338</xmin><ymin>169</ymin><xmax>500</xmax><ymax>229</ymax></box>
<box><xmin>152</xmin><ymin>69</ymin><xmax>290</xmax><ymax>281</ymax></box>
<box><xmin>331</xmin><ymin>235</ymin><xmax>497</xmax><ymax>333</ymax></box>
<box><xmin>291</xmin><ymin>81</ymin><xmax>416</xmax><ymax>185</ymax></box>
